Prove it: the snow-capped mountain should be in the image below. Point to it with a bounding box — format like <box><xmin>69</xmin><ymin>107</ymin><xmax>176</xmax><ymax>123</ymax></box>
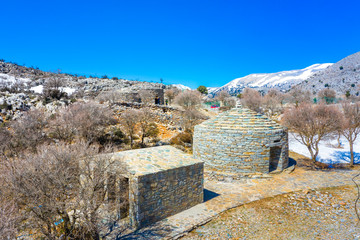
<box><xmin>296</xmin><ymin>51</ymin><xmax>360</xmax><ymax>95</ymax></box>
<box><xmin>170</xmin><ymin>84</ymin><xmax>191</xmax><ymax>91</ymax></box>
<box><xmin>209</xmin><ymin>63</ymin><xmax>332</xmax><ymax>95</ymax></box>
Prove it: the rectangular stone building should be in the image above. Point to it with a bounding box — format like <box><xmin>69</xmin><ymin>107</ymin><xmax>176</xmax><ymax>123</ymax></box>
<box><xmin>110</xmin><ymin>146</ymin><xmax>204</xmax><ymax>229</ymax></box>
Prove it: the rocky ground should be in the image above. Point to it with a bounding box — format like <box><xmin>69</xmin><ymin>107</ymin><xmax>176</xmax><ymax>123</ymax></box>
<box><xmin>182</xmin><ymin>183</ymin><xmax>360</xmax><ymax>240</ymax></box>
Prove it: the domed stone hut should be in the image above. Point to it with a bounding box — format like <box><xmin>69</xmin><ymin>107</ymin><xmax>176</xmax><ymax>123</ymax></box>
<box><xmin>193</xmin><ymin>108</ymin><xmax>288</xmax><ymax>177</ymax></box>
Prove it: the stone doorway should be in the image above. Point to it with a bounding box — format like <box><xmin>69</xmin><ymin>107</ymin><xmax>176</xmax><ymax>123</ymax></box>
<box><xmin>119</xmin><ymin>176</ymin><xmax>129</xmax><ymax>219</ymax></box>
<box><xmin>269</xmin><ymin>146</ymin><xmax>282</xmax><ymax>172</ymax></box>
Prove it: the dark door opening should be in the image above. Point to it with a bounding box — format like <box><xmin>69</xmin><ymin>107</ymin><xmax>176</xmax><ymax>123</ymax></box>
<box><xmin>119</xmin><ymin>176</ymin><xmax>129</xmax><ymax>219</ymax></box>
<box><xmin>155</xmin><ymin>96</ymin><xmax>160</xmax><ymax>105</ymax></box>
<box><xmin>269</xmin><ymin>146</ymin><xmax>281</xmax><ymax>172</ymax></box>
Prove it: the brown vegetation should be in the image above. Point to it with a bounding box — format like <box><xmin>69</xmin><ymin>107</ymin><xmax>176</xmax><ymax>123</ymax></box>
<box><xmin>1</xmin><ymin>141</ymin><xmax>125</xmax><ymax>240</ymax></box>
<box><xmin>282</xmin><ymin>103</ymin><xmax>342</xmax><ymax>162</ymax></box>
<box><xmin>240</xmin><ymin>88</ymin><xmax>262</xmax><ymax>112</ymax></box>
<box><xmin>164</xmin><ymin>88</ymin><xmax>180</xmax><ymax>105</ymax></box>
<box><xmin>174</xmin><ymin>90</ymin><xmax>202</xmax><ymax>110</ymax></box>
<box><xmin>341</xmin><ymin>101</ymin><xmax>360</xmax><ymax>165</ymax></box>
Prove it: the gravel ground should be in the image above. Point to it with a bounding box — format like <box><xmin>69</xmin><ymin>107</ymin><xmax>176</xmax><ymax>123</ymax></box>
<box><xmin>182</xmin><ymin>186</ymin><xmax>360</xmax><ymax>240</ymax></box>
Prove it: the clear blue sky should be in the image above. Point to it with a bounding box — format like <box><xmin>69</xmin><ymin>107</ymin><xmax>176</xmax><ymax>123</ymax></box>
<box><xmin>1</xmin><ymin>0</ymin><xmax>360</xmax><ymax>88</ymax></box>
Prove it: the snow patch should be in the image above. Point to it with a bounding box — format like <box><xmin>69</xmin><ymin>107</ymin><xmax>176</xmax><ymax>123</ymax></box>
<box><xmin>30</xmin><ymin>85</ymin><xmax>76</xmax><ymax>95</ymax></box>
<box><xmin>289</xmin><ymin>134</ymin><xmax>360</xmax><ymax>165</ymax></box>
<box><xmin>0</xmin><ymin>73</ymin><xmax>31</xmax><ymax>84</ymax></box>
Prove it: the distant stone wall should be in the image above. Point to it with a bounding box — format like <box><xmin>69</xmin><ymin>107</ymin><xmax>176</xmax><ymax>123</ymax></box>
<box><xmin>193</xmin><ymin>126</ymin><xmax>288</xmax><ymax>176</ymax></box>
<box><xmin>129</xmin><ymin>163</ymin><xmax>204</xmax><ymax>228</ymax></box>
<box><xmin>119</xmin><ymin>89</ymin><xmax>165</xmax><ymax>105</ymax></box>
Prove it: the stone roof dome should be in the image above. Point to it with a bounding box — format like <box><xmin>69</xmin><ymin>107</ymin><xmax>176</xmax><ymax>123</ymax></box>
<box><xmin>193</xmin><ymin>107</ymin><xmax>289</xmax><ymax>176</ymax></box>
<box><xmin>197</xmin><ymin>108</ymin><xmax>283</xmax><ymax>131</ymax></box>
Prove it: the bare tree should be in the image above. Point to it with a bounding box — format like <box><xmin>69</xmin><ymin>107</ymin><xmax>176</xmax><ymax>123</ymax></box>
<box><xmin>165</xmin><ymin>88</ymin><xmax>180</xmax><ymax>105</ymax></box>
<box><xmin>341</xmin><ymin>101</ymin><xmax>360</xmax><ymax>166</ymax></box>
<box><xmin>225</xmin><ymin>97</ymin><xmax>236</xmax><ymax>107</ymax></box>
<box><xmin>174</xmin><ymin>90</ymin><xmax>202</xmax><ymax>110</ymax></box>
<box><xmin>120</xmin><ymin>109</ymin><xmax>140</xmax><ymax>148</ymax></box>
<box><xmin>3</xmin><ymin>141</ymin><xmax>125</xmax><ymax>239</ymax></box>
<box><xmin>215</xmin><ymin>90</ymin><xmax>231</xmax><ymax>107</ymax></box>
<box><xmin>181</xmin><ymin>108</ymin><xmax>208</xmax><ymax>133</ymax></box>
<box><xmin>287</xmin><ymin>88</ymin><xmax>312</xmax><ymax>107</ymax></box>
<box><xmin>43</xmin><ymin>72</ymin><xmax>67</xmax><ymax>100</ymax></box>
<box><xmin>282</xmin><ymin>103</ymin><xmax>342</xmax><ymax>162</ymax></box>
<box><xmin>318</xmin><ymin>88</ymin><xmax>336</xmax><ymax>104</ymax></box>
<box><xmin>241</xmin><ymin>88</ymin><xmax>262</xmax><ymax>112</ymax></box>
<box><xmin>138</xmin><ymin>107</ymin><xmax>153</xmax><ymax>144</ymax></box>
<box><xmin>262</xmin><ymin>89</ymin><xmax>284</xmax><ymax>116</ymax></box>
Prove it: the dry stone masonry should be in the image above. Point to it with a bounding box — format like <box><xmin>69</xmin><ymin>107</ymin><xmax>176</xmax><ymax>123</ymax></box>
<box><xmin>110</xmin><ymin>146</ymin><xmax>204</xmax><ymax>229</ymax></box>
<box><xmin>193</xmin><ymin>107</ymin><xmax>288</xmax><ymax>178</ymax></box>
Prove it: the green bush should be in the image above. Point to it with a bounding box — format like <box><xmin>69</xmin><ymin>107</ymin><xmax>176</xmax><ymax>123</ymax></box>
<box><xmin>197</xmin><ymin>85</ymin><xmax>208</xmax><ymax>95</ymax></box>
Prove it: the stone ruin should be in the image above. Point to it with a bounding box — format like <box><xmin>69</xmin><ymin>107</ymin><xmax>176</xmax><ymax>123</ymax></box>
<box><xmin>193</xmin><ymin>107</ymin><xmax>289</xmax><ymax>178</ymax></box>
<box><xmin>117</xmin><ymin>84</ymin><xmax>165</xmax><ymax>105</ymax></box>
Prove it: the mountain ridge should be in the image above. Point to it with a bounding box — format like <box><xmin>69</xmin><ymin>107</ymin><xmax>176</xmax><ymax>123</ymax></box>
<box><xmin>208</xmin><ymin>63</ymin><xmax>332</xmax><ymax>96</ymax></box>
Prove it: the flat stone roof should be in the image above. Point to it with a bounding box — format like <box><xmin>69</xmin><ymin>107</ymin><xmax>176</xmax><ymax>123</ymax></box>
<box><xmin>196</xmin><ymin>107</ymin><xmax>284</xmax><ymax>131</ymax></box>
<box><xmin>111</xmin><ymin>146</ymin><xmax>203</xmax><ymax>176</ymax></box>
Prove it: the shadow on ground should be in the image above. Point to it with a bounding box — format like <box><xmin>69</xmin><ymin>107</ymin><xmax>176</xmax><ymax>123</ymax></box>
<box><xmin>288</xmin><ymin>157</ymin><xmax>297</xmax><ymax>167</ymax></box>
<box><xmin>204</xmin><ymin>189</ymin><xmax>220</xmax><ymax>202</ymax></box>
<box><xmin>116</xmin><ymin>224</ymin><xmax>173</xmax><ymax>240</ymax></box>
<box><xmin>329</xmin><ymin>151</ymin><xmax>360</xmax><ymax>165</ymax></box>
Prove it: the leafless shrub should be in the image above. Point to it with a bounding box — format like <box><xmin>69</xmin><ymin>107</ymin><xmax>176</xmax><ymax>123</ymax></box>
<box><xmin>181</xmin><ymin>108</ymin><xmax>208</xmax><ymax>133</ymax></box>
<box><xmin>282</xmin><ymin>103</ymin><xmax>342</xmax><ymax>162</ymax></box>
<box><xmin>174</xmin><ymin>90</ymin><xmax>202</xmax><ymax>110</ymax></box>
<box><xmin>120</xmin><ymin>109</ymin><xmax>140</xmax><ymax>148</ymax></box>
<box><xmin>0</xmin><ymin>195</ymin><xmax>19</xmax><ymax>239</ymax></box>
<box><xmin>137</xmin><ymin>107</ymin><xmax>158</xmax><ymax>145</ymax></box>
<box><xmin>0</xmin><ymin>127</ymin><xmax>11</xmax><ymax>155</ymax></box>
<box><xmin>215</xmin><ymin>90</ymin><xmax>231</xmax><ymax>106</ymax></box>
<box><xmin>341</xmin><ymin>101</ymin><xmax>360</xmax><ymax>165</ymax></box>
<box><xmin>43</xmin><ymin>74</ymin><xmax>67</xmax><ymax>100</ymax></box>
<box><xmin>11</xmin><ymin>78</ymin><xmax>26</xmax><ymax>93</ymax></box>
<box><xmin>3</xmin><ymin>141</ymin><xmax>126</xmax><ymax>239</ymax></box>
<box><xmin>263</xmin><ymin>89</ymin><xmax>284</xmax><ymax>116</ymax></box>
<box><xmin>318</xmin><ymin>88</ymin><xmax>336</xmax><ymax>104</ymax></box>
<box><xmin>96</xmin><ymin>90</ymin><xmax>121</xmax><ymax>105</ymax></box>
<box><xmin>10</xmin><ymin>109</ymin><xmax>49</xmax><ymax>152</ymax></box>
<box><xmin>287</xmin><ymin>89</ymin><xmax>312</xmax><ymax>107</ymax></box>
<box><xmin>165</xmin><ymin>88</ymin><xmax>180</xmax><ymax>105</ymax></box>
<box><xmin>223</xmin><ymin>97</ymin><xmax>236</xmax><ymax>108</ymax></box>
<box><xmin>49</xmin><ymin>101</ymin><xmax>117</xmax><ymax>144</ymax></box>
<box><xmin>241</xmin><ymin>88</ymin><xmax>262</xmax><ymax>112</ymax></box>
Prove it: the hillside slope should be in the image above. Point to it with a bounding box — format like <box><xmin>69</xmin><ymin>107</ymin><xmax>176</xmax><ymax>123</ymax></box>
<box><xmin>295</xmin><ymin>51</ymin><xmax>360</xmax><ymax>95</ymax></box>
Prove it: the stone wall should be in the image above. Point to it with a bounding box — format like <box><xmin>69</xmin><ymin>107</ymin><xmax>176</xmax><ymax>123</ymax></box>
<box><xmin>129</xmin><ymin>162</ymin><xmax>204</xmax><ymax>228</ymax></box>
<box><xmin>193</xmin><ymin>126</ymin><xmax>288</xmax><ymax>177</ymax></box>
<box><xmin>119</xmin><ymin>89</ymin><xmax>165</xmax><ymax>105</ymax></box>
